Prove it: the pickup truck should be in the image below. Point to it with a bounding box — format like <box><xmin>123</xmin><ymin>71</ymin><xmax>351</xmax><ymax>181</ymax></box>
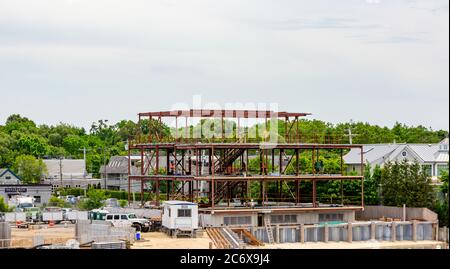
<box><xmin>105</xmin><ymin>213</ymin><xmax>151</xmax><ymax>232</ymax></box>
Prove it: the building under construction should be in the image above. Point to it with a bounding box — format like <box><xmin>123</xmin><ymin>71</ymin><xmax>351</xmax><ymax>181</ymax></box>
<box><xmin>127</xmin><ymin>109</ymin><xmax>364</xmax><ymax>230</ymax></box>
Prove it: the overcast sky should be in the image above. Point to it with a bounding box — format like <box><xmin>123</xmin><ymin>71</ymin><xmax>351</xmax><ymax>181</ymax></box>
<box><xmin>0</xmin><ymin>0</ymin><xmax>448</xmax><ymax>130</ymax></box>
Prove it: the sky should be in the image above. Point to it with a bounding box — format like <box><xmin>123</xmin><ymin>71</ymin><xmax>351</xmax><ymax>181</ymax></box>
<box><xmin>0</xmin><ymin>0</ymin><xmax>448</xmax><ymax>131</ymax></box>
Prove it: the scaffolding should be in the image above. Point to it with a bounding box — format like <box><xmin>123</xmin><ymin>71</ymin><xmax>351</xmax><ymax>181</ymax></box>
<box><xmin>127</xmin><ymin>109</ymin><xmax>365</xmax><ymax>212</ymax></box>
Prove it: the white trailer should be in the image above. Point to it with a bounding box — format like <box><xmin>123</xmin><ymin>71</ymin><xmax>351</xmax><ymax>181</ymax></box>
<box><xmin>42</xmin><ymin>212</ymin><xmax>63</xmax><ymax>223</ymax></box>
<box><xmin>5</xmin><ymin>212</ymin><xmax>26</xmax><ymax>223</ymax></box>
<box><xmin>162</xmin><ymin>201</ymin><xmax>198</xmax><ymax>238</ymax></box>
<box><xmin>66</xmin><ymin>211</ymin><xmax>88</xmax><ymax>223</ymax></box>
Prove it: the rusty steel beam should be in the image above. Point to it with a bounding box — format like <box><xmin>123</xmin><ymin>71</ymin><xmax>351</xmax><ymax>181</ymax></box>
<box><xmin>138</xmin><ymin>109</ymin><xmax>311</xmax><ymax>119</ymax></box>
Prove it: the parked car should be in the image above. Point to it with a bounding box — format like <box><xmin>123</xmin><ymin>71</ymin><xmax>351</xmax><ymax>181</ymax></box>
<box><xmin>65</xmin><ymin>195</ymin><xmax>77</xmax><ymax>204</ymax></box>
<box><xmin>105</xmin><ymin>213</ymin><xmax>150</xmax><ymax>232</ymax></box>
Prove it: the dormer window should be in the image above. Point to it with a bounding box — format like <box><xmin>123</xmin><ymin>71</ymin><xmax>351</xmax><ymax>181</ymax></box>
<box><xmin>439</xmin><ymin>144</ymin><xmax>448</xmax><ymax>151</ymax></box>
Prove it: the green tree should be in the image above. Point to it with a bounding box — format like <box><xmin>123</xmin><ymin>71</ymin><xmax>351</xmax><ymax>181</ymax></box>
<box><xmin>440</xmin><ymin>170</ymin><xmax>448</xmax><ymax>195</ymax></box>
<box><xmin>363</xmin><ymin>163</ymin><xmax>381</xmax><ymax>205</ymax></box>
<box><xmin>12</xmin><ymin>155</ymin><xmax>48</xmax><ymax>184</ymax></box>
<box><xmin>0</xmin><ymin>196</ymin><xmax>12</xmax><ymax>212</ymax></box>
<box><xmin>78</xmin><ymin>189</ymin><xmax>109</xmax><ymax>210</ymax></box>
<box><xmin>381</xmin><ymin>160</ymin><xmax>435</xmax><ymax>208</ymax></box>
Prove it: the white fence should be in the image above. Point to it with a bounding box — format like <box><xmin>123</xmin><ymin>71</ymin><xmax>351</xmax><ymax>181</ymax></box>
<box><xmin>4</xmin><ymin>213</ymin><xmax>26</xmax><ymax>222</ymax></box>
<box><xmin>42</xmin><ymin>212</ymin><xmax>63</xmax><ymax>222</ymax></box>
<box><xmin>66</xmin><ymin>211</ymin><xmax>88</xmax><ymax>221</ymax></box>
<box><xmin>75</xmin><ymin>220</ymin><xmax>135</xmax><ymax>245</ymax></box>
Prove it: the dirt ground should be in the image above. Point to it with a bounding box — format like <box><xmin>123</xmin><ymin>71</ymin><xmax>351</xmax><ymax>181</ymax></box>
<box><xmin>132</xmin><ymin>232</ymin><xmax>213</xmax><ymax>249</ymax></box>
<box><xmin>9</xmin><ymin>225</ymin><xmax>447</xmax><ymax>249</ymax></box>
<box><xmin>10</xmin><ymin>224</ymin><xmax>76</xmax><ymax>247</ymax></box>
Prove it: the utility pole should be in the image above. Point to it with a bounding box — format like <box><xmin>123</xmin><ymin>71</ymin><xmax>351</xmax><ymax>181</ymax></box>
<box><xmin>346</xmin><ymin>128</ymin><xmax>358</xmax><ymax>145</ymax></box>
<box><xmin>59</xmin><ymin>157</ymin><xmax>63</xmax><ymax>188</ymax></box>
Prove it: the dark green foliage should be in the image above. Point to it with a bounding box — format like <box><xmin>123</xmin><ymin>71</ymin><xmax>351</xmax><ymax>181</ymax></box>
<box><xmin>381</xmin><ymin>160</ymin><xmax>435</xmax><ymax>208</ymax></box>
<box><xmin>364</xmin><ymin>163</ymin><xmax>382</xmax><ymax>205</ymax></box>
<box><xmin>0</xmin><ymin>196</ymin><xmax>12</xmax><ymax>212</ymax></box>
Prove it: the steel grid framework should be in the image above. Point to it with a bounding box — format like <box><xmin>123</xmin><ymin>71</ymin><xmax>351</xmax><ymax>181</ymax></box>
<box><xmin>128</xmin><ymin>109</ymin><xmax>365</xmax><ymax>211</ymax></box>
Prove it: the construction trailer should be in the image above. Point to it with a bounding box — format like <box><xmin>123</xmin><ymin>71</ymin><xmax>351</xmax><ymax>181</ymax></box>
<box><xmin>127</xmin><ymin>109</ymin><xmax>365</xmax><ymax>238</ymax></box>
<box><xmin>162</xmin><ymin>200</ymin><xmax>198</xmax><ymax>237</ymax></box>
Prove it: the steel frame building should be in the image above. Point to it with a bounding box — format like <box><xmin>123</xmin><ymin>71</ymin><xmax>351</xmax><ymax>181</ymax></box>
<box><xmin>127</xmin><ymin>109</ymin><xmax>364</xmax><ymax>213</ymax></box>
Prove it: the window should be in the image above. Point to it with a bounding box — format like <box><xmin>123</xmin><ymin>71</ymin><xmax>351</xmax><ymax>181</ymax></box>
<box><xmin>402</xmin><ymin>151</ymin><xmax>407</xmax><ymax>157</ymax></box>
<box><xmin>114</xmin><ymin>215</ymin><xmax>120</xmax><ymax>220</ymax></box>
<box><xmin>224</xmin><ymin>216</ymin><xmax>252</xmax><ymax>225</ymax></box>
<box><xmin>271</xmin><ymin>215</ymin><xmax>298</xmax><ymax>224</ymax></box>
<box><xmin>319</xmin><ymin>214</ymin><xmax>344</xmax><ymax>222</ymax></box>
<box><xmin>5</xmin><ymin>176</ymin><xmax>11</xmax><ymax>180</ymax></box>
<box><xmin>178</xmin><ymin>209</ymin><xmax>192</xmax><ymax>217</ymax></box>
<box><xmin>422</xmin><ymin>165</ymin><xmax>433</xmax><ymax>177</ymax></box>
<box><xmin>106</xmin><ymin>215</ymin><xmax>113</xmax><ymax>220</ymax></box>
<box><xmin>437</xmin><ymin>164</ymin><xmax>449</xmax><ymax>176</ymax></box>
<box><xmin>33</xmin><ymin>196</ymin><xmax>41</xmax><ymax>203</ymax></box>
<box><xmin>121</xmin><ymin>215</ymin><xmax>128</xmax><ymax>220</ymax></box>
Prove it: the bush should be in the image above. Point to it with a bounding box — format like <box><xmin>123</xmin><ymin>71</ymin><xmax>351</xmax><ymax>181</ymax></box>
<box><xmin>0</xmin><ymin>196</ymin><xmax>12</xmax><ymax>212</ymax></box>
<box><xmin>119</xmin><ymin>200</ymin><xmax>128</xmax><ymax>208</ymax></box>
<box><xmin>48</xmin><ymin>196</ymin><xmax>71</xmax><ymax>208</ymax></box>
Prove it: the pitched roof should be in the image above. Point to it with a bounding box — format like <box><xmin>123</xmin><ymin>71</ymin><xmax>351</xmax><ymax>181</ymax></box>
<box><xmin>100</xmin><ymin>156</ymin><xmax>139</xmax><ymax>175</ymax></box>
<box><xmin>344</xmin><ymin>143</ymin><xmax>449</xmax><ymax>164</ymax></box>
<box><xmin>0</xmin><ymin>168</ymin><xmax>22</xmax><ymax>180</ymax></box>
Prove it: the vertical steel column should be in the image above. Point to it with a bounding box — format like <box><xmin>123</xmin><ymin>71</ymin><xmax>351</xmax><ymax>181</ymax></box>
<box><xmin>313</xmin><ymin>179</ymin><xmax>317</xmax><ymax>208</ymax></box>
<box><xmin>341</xmin><ymin>149</ymin><xmax>344</xmax><ymax>205</ymax></box>
<box><xmin>211</xmin><ymin>146</ymin><xmax>215</xmax><ymax>208</ymax></box>
<box><xmin>284</xmin><ymin>117</ymin><xmax>288</xmax><ymax>142</ymax></box>
<box><xmin>155</xmin><ymin>146</ymin><xmax>160</xmax><ymax>206</ymax></box>
<box><xmin>185</xmin><ymin>117</ymin><xmax>188</xmax><ymax>143</ymax></box>
<box><xmin>140</xmin><ymin>148</ymin><xmax>144</xmax><ymax>207</ymax></box>
<box><xmin>167</xmin><ymin>149</ymin><xmax>170</xmax><ymax>201</ymax></box>
<box><xmin>295</xmin><ymin>148</ymin><xmax>299</xmax><ymax>204</ymax></box>
<box><xmin>361</xmin><ymin>146</ymin><xmax>365</xmax><ymax>207</ymax></box>
<box><xmin>279</xmin><ymin>149</ymin><xmax>283</xmax><ymax>201</ymax></box>
<box><xmin>127</xmin><ymin>140</ymin><xmax>131</xmax><ymax>203</ymax></box>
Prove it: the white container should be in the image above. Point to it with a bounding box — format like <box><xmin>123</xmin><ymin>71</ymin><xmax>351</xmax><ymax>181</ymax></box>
<box><xmin>162</xmin><ymin>201</ymin><xmax>198</xmax><ymax>230</ymax></box>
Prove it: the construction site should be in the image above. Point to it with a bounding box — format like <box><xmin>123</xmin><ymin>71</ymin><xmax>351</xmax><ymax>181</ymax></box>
<box><xmin>0</xmin><ymin>109</ymin><xmax>448</xmax><ymax>249</ymax></box>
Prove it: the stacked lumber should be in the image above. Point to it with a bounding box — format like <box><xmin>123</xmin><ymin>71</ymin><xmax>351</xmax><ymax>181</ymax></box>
<box><xmin>232</xmin><ymin>228</ymin><xmax>264</xmax><ymax>246</ymax></box>
<box><xmin>205</xmin><ymin>228</ymin><xmax>232</xmax><ymax>249</ymax></box>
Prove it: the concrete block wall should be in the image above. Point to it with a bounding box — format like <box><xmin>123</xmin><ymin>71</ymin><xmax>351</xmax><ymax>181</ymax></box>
<box><xmin>250</xmin><ymin>221</ymin><xmax>436</xmax><ymax>244</ymax></box>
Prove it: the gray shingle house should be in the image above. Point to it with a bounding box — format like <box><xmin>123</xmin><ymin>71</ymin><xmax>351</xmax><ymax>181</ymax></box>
<box><xmin>0</xmin><ymin>168</ymin><xmax>21</xmax><ymax>185</ymax></box>
<box><xmin>344</xmin><ymin>138</ymin><xmax>449</xmax><ymax>182</ymax></box>
<box><xmin>100</xmin><ymin>156</ymin><xmax>140</xmax><ymax>192</ymax></box>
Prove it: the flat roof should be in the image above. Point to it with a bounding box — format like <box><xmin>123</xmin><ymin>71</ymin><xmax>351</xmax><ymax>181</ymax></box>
<box><xmin>200</xmin><ymin>206</ymin><xmax>363</xmax><ymax>214</ymax></box>
<box><xmin>139</xmin><ymin>109</ymin><xmax>311</xmax><ymax>119</ymax></box>
<box><xmin>0</xmin><ymin>184</ymin><xmax>52</xmax><ymax>187</ymax></box>
<box><xmin>163</xmin><ymin>200</ymin><xmax>197</xmax><ymax>206</ymax></box>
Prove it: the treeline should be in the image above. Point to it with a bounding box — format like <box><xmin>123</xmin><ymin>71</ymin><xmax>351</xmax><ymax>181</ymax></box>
<box><xmin>0</xmin><ymin>114</ymin><xmax>447</xmax><ymax>179</ymax></box>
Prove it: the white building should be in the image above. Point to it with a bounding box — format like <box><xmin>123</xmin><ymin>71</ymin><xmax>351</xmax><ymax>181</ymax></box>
<box><xmin>0</xmin><ymin>168</ymin><xmax>21</xmax><ymax>185</ymax></box>
<box><xmin>344</xmin><ymin>138</ymin><xmax>449</xmax><ymax>182</ymax></box>
<box><xmin>99</xmin><ymin>156</ymin><xmax>141</xmax><ymax>192</ymax></box>
<box><xmin>42</xmin><ymin>159</ymin><xmax>103</xmax><ymax>191</ymax></box>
